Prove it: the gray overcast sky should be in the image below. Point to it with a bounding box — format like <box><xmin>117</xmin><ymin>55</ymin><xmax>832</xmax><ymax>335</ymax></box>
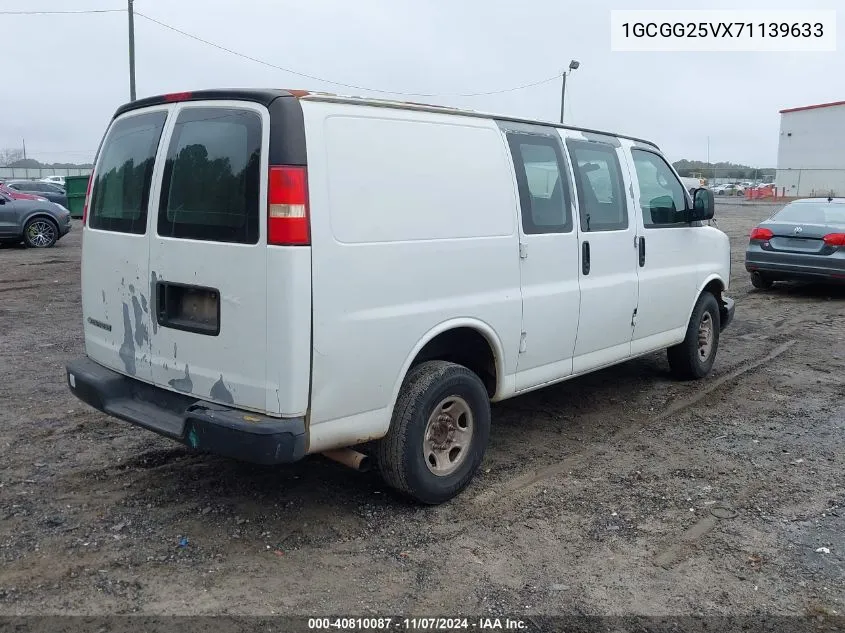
<box><xmin>3</xmin><ymin>0</ymin><xmax>843</xmax><ymax>166</ymax></box>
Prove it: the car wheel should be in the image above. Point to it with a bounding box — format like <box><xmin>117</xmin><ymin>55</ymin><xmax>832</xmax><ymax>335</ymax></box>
<box><xmin>376</xmin><ymin>360</ymin><xmax>491</xmax><ymax>504</ymax></box>
<box><xmin>23</xmin><ymin>217</ymin><xmax>58</xmax><ymax>248</ymax></box>
<box><xmin>667</xmin><ymin>292</ymin><xmax>721</xmax><ymax>380</ymax></box>
<box><xmin>750</xmin><ymin>271</ymin><xmax>774</xmax><ymax>290</ymax></box>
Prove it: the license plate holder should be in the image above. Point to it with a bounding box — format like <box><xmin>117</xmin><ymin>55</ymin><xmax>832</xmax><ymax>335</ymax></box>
<box><xmin>156</xmin><ymin>282</ymin><xmax>220</xmax><ymax>336</ymax></box>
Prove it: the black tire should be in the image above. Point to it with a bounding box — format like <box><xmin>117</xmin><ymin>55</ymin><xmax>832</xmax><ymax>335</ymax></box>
<box><xmin>750</xmin><ymin>271</ymin><xmax>774</xmax><ymax>290</ymax></box>
<box><xmin>667</xmin><ymin>292</ymin><xmax>721</xmax><ymax>380</ymax></box>
<box><xmin>23</xmin><ymin>217</ymin><xmax>58</xmax><ymax>248</ymax></box>
<box><xmin>376</xmin><ymin>360</ymin><xmax>491</xmax><ymax>504</ymax></box>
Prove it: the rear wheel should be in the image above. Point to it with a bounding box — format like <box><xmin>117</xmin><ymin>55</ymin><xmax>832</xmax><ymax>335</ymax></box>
<box><xmin>667</xmin><ymin>292</ymin><xmax>721</xmax><ymax>380</ymax></box>
<box><xmin>23</xmin><ymin>217</ymin><xmax>58</xmax><ymax>248</ymax></box>
<box><xmin>750</xmin><ymin>271</ymin><xmax>774</xmax><ymax>290</ymax></box>
<box><xmin>376</xmin><ymin>360</ymin><xmax>490</xmax><ymax>504</ymax></box>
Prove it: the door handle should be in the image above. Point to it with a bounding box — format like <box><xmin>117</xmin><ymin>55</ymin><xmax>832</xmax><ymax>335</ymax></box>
<box><xmin>638</xmin><ymin>236</ymin><xmax>646</xmax><ymax>267</ymax></box>
<box><xmin>582</xmin><ymin>241</ymin><xmax>591</xmax><ymax>275</ymax></box>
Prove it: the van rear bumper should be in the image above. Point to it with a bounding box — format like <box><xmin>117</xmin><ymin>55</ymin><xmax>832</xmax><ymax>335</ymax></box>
<box><xmin>65</xmin><ymin>357</ymin><xmax>307</xmax><ymax>465</ymax></box>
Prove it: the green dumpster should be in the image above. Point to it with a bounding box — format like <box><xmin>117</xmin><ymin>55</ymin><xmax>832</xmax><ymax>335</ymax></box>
<box><xmin>65</xmin><ymin>175</ymin><xmax>90</xmax><ymax>218</ymax></box>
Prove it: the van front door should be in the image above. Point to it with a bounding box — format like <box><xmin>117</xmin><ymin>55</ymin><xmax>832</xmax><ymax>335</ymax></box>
<box><xmin>627</xmin><ymin>148</ymin><xmax>699</xmax><ymax>353</ymax></box>
<box><xmin>566</xmin><ymin>138</ymin><xmax>639</xmax><ymax>373</ymax></box>
<box><xmin>503</xmin><ymin>125</ymin><xmax>581</xmax><ymax>391</ymax></box>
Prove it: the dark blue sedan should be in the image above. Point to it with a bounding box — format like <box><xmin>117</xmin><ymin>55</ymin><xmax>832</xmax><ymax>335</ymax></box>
<box><xmin>746</xmin><ymin>198</ymin><xmax>845</xmax><ymax>289</ymax></box>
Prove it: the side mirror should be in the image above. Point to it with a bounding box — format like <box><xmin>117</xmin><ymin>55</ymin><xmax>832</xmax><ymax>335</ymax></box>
<box><xmin>691</xmin><ymin>187</ymin><xmax>714</xmax><ymax>221</ymax></box>
<box><xmin>0</xmin><ymin>196</ymin><xmax>6</xmax><ymax>205</ymax></box>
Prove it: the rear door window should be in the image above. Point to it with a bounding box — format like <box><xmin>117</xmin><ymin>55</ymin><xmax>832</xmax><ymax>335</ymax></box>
<box><xmin>567</xmin><ymin>140</ymin><xmax>628</xmax><ymax>232</ymax></box>
<box><xmin>506</xmin><ymin>133</ymin><xmax>572</xmax><ymax>234</ymax></box>
<box><xmin>89</xmin><ymin>111</ymin><xmax>167</xmax><ymax>234</ymax></box>
<box><xmin>157</xmin><ymin>107</ymin><xmax>262</xmax><ymax>244</ymax></box>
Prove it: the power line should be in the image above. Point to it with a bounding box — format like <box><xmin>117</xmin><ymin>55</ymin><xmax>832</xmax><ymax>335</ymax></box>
<box><xmin>0</xmin><ymin>8</ymin><xmax>123</xmax><ymax>14</ymax></box>
<box><xmin>5</xmin><ymin>7</ymin><xmax>563</xmax><ymax>98</ymax></box>
<box><xmin>134</xmin><ymin>11</ymin><xmax>562</xmax><ymax>98</ymax></box>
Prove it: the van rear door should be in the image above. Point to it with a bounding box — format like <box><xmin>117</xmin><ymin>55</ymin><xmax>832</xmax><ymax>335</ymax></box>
<box><xmin>147</xmin><ymin>101</ymin><xmax>269</xmax><ymax>412</ymax></box>
<box><xmin>83</xmin><ymin>107</ymin><xmax>170</xmax><ymax>384</ymax></box>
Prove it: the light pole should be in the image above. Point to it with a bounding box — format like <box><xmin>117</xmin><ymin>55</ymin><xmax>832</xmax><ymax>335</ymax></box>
<box><xmin>560</xmin><ymin>59</ymin><xmax>579</xmax><ymax>124</ymax></box>
<box><xmin>128</xmin><ymin>0</ymin><xmax>136</xmax><ymax>101</ymax></box>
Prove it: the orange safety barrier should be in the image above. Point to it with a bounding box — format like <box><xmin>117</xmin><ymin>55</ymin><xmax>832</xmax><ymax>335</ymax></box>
<box><xmin>745</xmin><ymin>185</ymin><xmax>777</xmax><ymax>200</ymax></box>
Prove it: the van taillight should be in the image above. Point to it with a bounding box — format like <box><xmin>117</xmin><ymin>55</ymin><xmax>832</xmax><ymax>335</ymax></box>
<box><xmin>82</xmin><ymin>173</ymin><xmax>94</xmax><ymax>225</ymax></box>
<box><xmin>823</xmin><ymin>233</ymin><xmax>845</xmax><ymax>247</ymax></box>
<box><xmin>268</xmin><ymin>166</ymin><xmax>309</xmax><ymax>246</ymax></box>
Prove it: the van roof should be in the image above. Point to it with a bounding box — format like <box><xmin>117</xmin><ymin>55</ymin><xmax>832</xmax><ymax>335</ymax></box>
<box><xmin>114</xmin><ymin>88</ymin><xmax>660</xmax><ymax>150</ymax></box>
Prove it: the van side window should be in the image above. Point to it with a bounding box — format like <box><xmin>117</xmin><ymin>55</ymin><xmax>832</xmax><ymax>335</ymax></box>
<box><xmin>506</xmin><ymin>133</ymin><xmax>572</xmax><ymax>234</ymax></box>
<box><xmin>631</xmin><ymin>149</ymin><xmax>688</xmax><ymax>226</ymax></box>
<box><xmin>158</xmin><ymin>107</ymin><xmax>261</xmax><ymax>244</ymax></box>
<box><xmin>567</xmin><ymin>141</ymin><xmax>627</xmax><ymax>232</ymax></box>
<box><xmin>89</xmin><ymin>111</ymin><xmax>167</xmax><ymax>234</ymax></box>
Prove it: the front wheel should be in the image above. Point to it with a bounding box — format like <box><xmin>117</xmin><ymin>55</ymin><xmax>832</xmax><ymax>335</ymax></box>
<box><xmin>23</xmin><ymin>217</ymin><xmax>58</xmax><ymax>248</ymax></box>
<box><xmin>376</xmin><ymin>360</ymin><xmax>491</xmax><ymax>504</ymax></box>
<box><xmin>667</xmin><ymin>292</ymin><xmax>721</xmax><ymax>380</ymax></box>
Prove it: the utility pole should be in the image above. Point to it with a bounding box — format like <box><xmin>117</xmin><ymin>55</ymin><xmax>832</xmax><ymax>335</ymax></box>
<box><xmin>128</xmin><ymin>0</ymin><xmax>136</xmax><ymax>101</ymax></box>
<box><xmin>559</xmin><ymin>60</ymin><xmax>580</xmax><ymax>124</ymax></box>
<box><xmin>706</xmin><ymin>136</ymin><xmax>711</xmax><ymax>184</ymax></box>
<box><xmin>22</xmin><ymin>138</ymin><xmax>26</xmax><ymax>161</ymax></box>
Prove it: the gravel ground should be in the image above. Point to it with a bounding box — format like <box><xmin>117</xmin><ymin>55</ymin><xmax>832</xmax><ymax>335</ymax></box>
<box><xmin>0</xmin><ymin>202</ymin><xmax>843</xmax><ymax>617</ymax></box>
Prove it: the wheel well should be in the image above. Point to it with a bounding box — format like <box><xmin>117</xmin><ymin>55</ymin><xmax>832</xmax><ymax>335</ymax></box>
<box><xmin>701</xmin><ymin>279</ymin><xmax>731</xmax><ymax>324</ymax></box>
<box><xmin>702</xmin><ymin>279</ymin><xmax>724</xmax><ymax>301</ymax></box>
<box><xmin>411</xmin><ymin>327</ymin><xmax>497</xmax><ymax>397</ymax></box>
<box><xmin>25</xmin><ymin>214</ymin><xmax>58</xmax><ymax>228</ymax></box>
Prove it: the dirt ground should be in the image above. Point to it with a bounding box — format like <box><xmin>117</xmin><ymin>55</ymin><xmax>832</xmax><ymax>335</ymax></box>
<box><xmin>0</xmin><ymin>202</ymin><xmax>843</xmax><ymax>617</ymax></box>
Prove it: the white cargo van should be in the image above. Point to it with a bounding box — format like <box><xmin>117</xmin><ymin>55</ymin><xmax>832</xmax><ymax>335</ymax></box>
<box><xmin>67</xmin><ymin>89</ymin><xmax>734</xmax><ymax>504</ymax></box>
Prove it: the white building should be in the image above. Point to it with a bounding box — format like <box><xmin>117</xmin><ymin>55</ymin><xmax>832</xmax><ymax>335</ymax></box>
<box><xmin>776</xmin><ymin>100</ymin><xmax>845</xmax><ymax>198</ymax></box>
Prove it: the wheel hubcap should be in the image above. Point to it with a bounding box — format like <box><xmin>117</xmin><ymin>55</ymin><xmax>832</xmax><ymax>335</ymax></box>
<box><xmin>697</xmin><ymin>312</ymin><xmax>714</xmax><ymax>361</ymax></box>
<box><xmin>27</xmin><ymin>221</ymin><xmax>55</xmax><ymax>247</ymax></box>
<box><xmin>423</xmin><ymin>396</ymin><xmax>473</xmax><ymax>476</ymax></box>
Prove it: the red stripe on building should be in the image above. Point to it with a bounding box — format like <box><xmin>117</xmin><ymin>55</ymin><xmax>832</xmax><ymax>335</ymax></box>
<box><xmin>779</xmin><ymin>100</ymin><xmax>845</xmax><ymax>114</ymax></box>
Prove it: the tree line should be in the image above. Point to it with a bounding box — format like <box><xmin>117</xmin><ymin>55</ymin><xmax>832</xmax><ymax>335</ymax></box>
<box><xmin>672</xmin><ymin>159</ymin><xmax>775</xmax><ymax>180</ymax></box>
<box><xmin>0</xmin><ymin>148</ymin><xmax>92</xmax><ymax>169</ymax></box>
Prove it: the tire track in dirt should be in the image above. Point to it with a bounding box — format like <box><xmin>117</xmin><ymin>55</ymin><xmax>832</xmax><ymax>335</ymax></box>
<box><xmin>653</xmin><ymin>480</ymin><xmax>763</xmax><ymax>570</ymax></box>
<box><xmin>471</xmin><ymin>340</ymin><xmax>795</xmax><ymax>509</ymax></box>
